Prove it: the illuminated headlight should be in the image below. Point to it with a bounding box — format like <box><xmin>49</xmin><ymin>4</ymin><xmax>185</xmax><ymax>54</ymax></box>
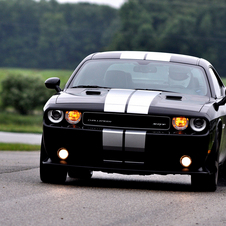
<box><xmin>190</xmin><ymin>118</ymin><xmax>206</xmax><ymax>132</ymax></box>
<box><xmin>48</xmin><ymin>110</ymin><xmax>64</xmax><ymax>123</ymax></box>
<box><xmin>172</xmin><ymin>117</ymin><xmax>189</xmax><ymax>130</ymax></box>
<box><xmin>65</xmin><ymin>110</ymin><xmax>82</xmax><ymax>124</ymax></box>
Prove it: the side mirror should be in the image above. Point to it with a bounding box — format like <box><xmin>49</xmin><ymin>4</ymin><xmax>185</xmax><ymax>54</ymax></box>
<box><xmin>214</xmin><ymin>96</ymin><xmax>226</xmax><ymax>111</ymax></box>
<box><xmin>213</xmin><ymin>88</ymin><xmax>226</xmax><ymax>111</ymax></box>
<box><xmin>45</xmin><ymin>77</ymin><xmax>62</xmax><ymax>92</ymax></box>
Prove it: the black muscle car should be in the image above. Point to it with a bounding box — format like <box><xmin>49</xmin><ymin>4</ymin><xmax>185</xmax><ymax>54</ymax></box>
<box><xmin>40</xmin><ymin>51</ymin><xmax>226</xmax><ymax>191</ymax></box>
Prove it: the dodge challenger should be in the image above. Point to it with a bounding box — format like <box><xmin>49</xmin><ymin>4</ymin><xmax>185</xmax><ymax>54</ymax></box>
<box><xmin>40</xmin><ymin>51</ymin><xmax>226</xmax><ymax>191</ymax></box>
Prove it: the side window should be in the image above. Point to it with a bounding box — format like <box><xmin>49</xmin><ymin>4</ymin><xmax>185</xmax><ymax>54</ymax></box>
<box><xmin>209</xmin><ymin>68</ymin><xmax>222</xmax><ymax>98</ymax></box>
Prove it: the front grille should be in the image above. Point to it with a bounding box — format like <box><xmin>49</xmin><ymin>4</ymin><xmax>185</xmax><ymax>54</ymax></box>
<box><xmin>83</xmin><ymin>112</ymin><xmax>170</xmax><ymax>130</ymax></box>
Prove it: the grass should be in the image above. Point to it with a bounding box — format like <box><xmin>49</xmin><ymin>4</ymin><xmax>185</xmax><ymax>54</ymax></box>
<box><xmin>0</xmin><ymin>111</ymin><xmax>42</xmax><ymax>150</ymax></box>
<box><xmin>0</xmin><ymin>143</ymin><xmax>40</xmax><ymax>151</ymax></box>
<box><xmin>0</xmin><ymin>68</ymin><xmax>74</xmax><ymax>150</ymax></box>
<box><xmin>0</xmin><ymin>68</ymin><xmax>74</xmax><ymax>134</ymax></box>
<box><xmin>0</xmin><ymin>67</ymin><xmax>73</xmax><ymax>90</ymax></box>
<box><xmin>0</xmin><ymin>111</ymin><xmax>43</xmax><ymax>133</ymax></box>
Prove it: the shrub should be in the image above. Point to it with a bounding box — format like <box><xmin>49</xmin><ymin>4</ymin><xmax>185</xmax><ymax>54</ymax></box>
<box><xmin>1</xmin><ymin>74</ymin><xmax>52</xmax><ymax>115</ymax></box>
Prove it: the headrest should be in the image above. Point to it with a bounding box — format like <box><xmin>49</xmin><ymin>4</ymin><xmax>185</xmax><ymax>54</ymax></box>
<box><xmin>169</xmin><ymin>66</ymin><xmax>191</xmax><ymax>81</ymax></box>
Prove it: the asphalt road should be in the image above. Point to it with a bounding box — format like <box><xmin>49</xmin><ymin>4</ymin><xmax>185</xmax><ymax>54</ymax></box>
<box><xmin>0</xmin><ymin>132</ymin><xmax>42</xmax><ymax>145</ymax></box>
<box><xmin>1</xmin><ymin>151</ymin><xmax>226</xmax><ymax>225</ymax></box>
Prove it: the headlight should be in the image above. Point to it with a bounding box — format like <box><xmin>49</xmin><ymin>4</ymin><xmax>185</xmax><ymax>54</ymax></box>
<box><xmin>48</xmin><ymin>110</ymin><xmax>64</xmax><ymax>123</ymax></box>
<box><xmin>65</xmin><ymin>110</ymin><xmax>82</xmax><ymax>124</ymax></box>
<box><xmin>190</xmin><ymin>118</ymin><xmax>206</xmax><ymax>132</ymax></box>
<box><xmin>172</xmin><ymin>117</ymin><xmax>189</xmax><ymax>130</ymax></box>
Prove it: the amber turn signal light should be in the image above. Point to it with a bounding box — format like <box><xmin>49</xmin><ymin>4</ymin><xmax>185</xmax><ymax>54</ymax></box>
<box><xmin>65</xmin><ymin>110</ymin><xmax>82</xmax><ymax>124</ymax></box>
<box><xmin>172</xmin><ymin>117</ymin><xmax>189</xmax><ymax>130</ymax></box>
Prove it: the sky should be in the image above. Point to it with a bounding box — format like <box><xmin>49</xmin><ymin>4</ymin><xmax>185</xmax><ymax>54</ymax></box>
<box><xmin>56</xmin><ymin>0</ymin><xmax>126</xmax><ymax>8</ymax></box>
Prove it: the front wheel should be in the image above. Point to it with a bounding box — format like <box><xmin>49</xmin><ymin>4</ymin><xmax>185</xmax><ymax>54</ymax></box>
<box><xmin>192</xmin><ymin>128</ymin><xmax>220</xmax><ymax>192</ymax></box>
<box><xmin>40</xmin><ymin>140</ymin><xmax>67</xmax><ymax>184</ymax></box>
<box><xmin>191</xmin><ymin>172</ymin><xmax>218</xmax><ymax>192</ymax></box>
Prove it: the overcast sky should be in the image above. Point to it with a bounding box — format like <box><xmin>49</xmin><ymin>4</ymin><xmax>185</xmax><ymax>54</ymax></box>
<box><xmin>56</xmin><ymin>0</ymin><xmax>126</xmax><ymax>8</ymax></box>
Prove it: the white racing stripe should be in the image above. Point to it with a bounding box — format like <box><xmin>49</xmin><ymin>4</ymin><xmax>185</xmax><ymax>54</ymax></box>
<box><xmin>104</xmin><ymin>89</ymin><xmax>160</xmax><ymax>114</ymax></box>
<box><xmin>146</xmin><ymin>52</ymin><xmax>171</xmax><ymax>61</ymax></box>
<box><xmin>120</xmin><ymin>52</ymin><xmax>172</xmax><ymax>61</ymax></box>
<box><xmin>120</xmin><ymin>51</ymin><xmax>146</xmax><ymax>60</ymax></box>
<box><xmin>104</xmin><ymin>89</ymin><xmax>134</xmax><ymax>113</ymax></box>
<box><xmin>102</xmin><ymin>53</ymin><xmax>168</xmax><ymax>153</ymax></box>
<box><xmin>102</xmin><ymin>129</ymin><xmax>146</xmax><ymax>153</ymax></box>
<box><xmin>103</xmin><ymin>129</ymin><xmax>123</xmax><ymax>151</ymax></box>
<box><xmin>125</xmin><ymin>130</ymin><xmax>146</xmax><ymax>152</ymax></box>
<box><xmin>103</xmin><ymin>89</ymin><xmax>160</xmax><ymax>153</ymax></box>
<box><xmin>127</xmin><ymin>90</ymin><xmax>160</xmax><ymax>114</ymax></box>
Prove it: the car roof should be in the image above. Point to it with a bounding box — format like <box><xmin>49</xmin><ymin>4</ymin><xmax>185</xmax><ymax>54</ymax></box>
<box><xmin>90</xmin><ymin>51</ymin><xmax>204</xmax><ymax>66</ymax></box>
<box><xmin>65</xmin><ymin>51</ymin><xmax>221</xmax><ymax>98</ymax></box>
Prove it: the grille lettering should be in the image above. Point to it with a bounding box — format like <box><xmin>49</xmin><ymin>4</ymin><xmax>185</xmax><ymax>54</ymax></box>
<box><xmin>83</xmin><ymin>112</ymin><xmax>170</xmax><ymax>130</ymax></box>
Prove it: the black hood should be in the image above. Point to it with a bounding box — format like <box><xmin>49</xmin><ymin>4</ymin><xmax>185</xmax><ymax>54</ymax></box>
<box><xmin>55</xmin><ymin>88</ymin><xmax>210</xmax><ymax>114</ymax></box>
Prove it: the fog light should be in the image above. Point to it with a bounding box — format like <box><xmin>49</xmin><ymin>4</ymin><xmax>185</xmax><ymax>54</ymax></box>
<box><xmin>58</xmin><ymin>148</ymin><xmax>69</xmax><ymax>160</ymax></box>
<box><xmin>180</xmin><ymin>155</ymin><xmax>192</xmax><ymax>167</ymax></box>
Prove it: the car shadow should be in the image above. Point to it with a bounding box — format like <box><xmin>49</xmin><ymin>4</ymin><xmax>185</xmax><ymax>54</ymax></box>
<box><xmin>64</xmin><ymin>173</ymin><xmax>226</xmax><ymax>192</ymax></box>
<box><xmin>66</xmin><ymin>175</ymin><xmax>193</xmax><ymax>192</ymax></box>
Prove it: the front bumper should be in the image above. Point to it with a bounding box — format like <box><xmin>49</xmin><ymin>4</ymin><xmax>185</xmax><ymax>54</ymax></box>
<box><xmin>42</xmin><ymin>124</ymin><xmax>212</xmax><ymax>175</ymax></box>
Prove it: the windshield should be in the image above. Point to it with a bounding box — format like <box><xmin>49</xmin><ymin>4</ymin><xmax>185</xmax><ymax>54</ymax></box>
<box><xmin>69</xmin><ymin>59</ymin><xmax>209</xmax><ymax>96</ymax></box>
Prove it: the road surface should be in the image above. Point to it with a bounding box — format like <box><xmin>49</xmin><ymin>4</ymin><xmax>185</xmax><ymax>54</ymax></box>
<box><xmin>0</xmin><ymin>131</ymin><xmax>41</xmax><ymax>145</ymax></box>
<box><xmin>1</xmin><ymin>151</ymin><xmax>226</xmax><ymax>225</ymax></box>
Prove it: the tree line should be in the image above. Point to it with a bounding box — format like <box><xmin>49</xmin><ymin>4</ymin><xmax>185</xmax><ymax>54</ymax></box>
<box><xmin>0</xmin><ymin>0</ymin><xmax>119</xmax><ymax>69</ymax></box>
<box><xmin>1</xmin><ymin>0</ymin><xmax>226</xmax><ymax>76</ymax></box>
<box><xmin>110</xmin><ymin>0</ymin><xmax>226</xmax><ymax>76</ymax></box>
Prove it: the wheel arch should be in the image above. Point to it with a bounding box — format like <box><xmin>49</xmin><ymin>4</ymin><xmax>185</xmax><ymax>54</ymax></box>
<box><xmin>217</xmin><ymin>119</ymin><xmax>223</xmax><ymax>146</ymax></box>
<box><xmin>211</xmin><ymin>118</ymin><xmax>222</xmax><ymax>157</ymax></box>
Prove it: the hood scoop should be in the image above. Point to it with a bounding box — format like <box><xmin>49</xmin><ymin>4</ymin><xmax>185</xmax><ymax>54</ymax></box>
<box><xmin>86</xmin><ymin>90</ymin><xmax>101</xmax><ymax>95</ymax></box>
<box><xmin>166</xmin><ymin>95</ymin><xmax>182</xmax><ymax>101</ymax></box>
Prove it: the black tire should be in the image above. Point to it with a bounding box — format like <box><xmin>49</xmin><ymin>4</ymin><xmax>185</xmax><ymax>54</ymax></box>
<box><xmin>68</xmin><ymin>169</ymin><xmax>93</xmax><ymax>180</ymax></box>
<box><xmin>191</xmin><ymin>128</ymin><xmax>220</xmax><ymax>192</ymax></box>
<box><xmin>40</xmin><ymin>139</ymin><xmax>67</xmax><ymax>184</ymax></box>
<box><xmin>191</xmin><ymin>173</ymin><xmax>218</xmax><ymax>192</ymax></box>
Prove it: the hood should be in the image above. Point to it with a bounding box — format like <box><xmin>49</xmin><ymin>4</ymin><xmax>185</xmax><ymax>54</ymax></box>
<box><xmin>153</xmin><ymin>93</ymin><xmax>210</xmax><ymax>112</ymax></box>
<box><xmin>56</xmin><ymin>88</ymin><xmax>210</xmax><ymax>114</ymax></box>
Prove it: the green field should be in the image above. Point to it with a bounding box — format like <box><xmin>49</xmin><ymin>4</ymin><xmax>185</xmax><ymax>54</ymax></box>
<box><xmin>222</xmin><ymin>78</ymin><xmax>226</xmax><ymax>85</ymax></box>
<box><xmin>0</xmin><ymin>68</ymin><xmax>73</xmax><ymax>134</ymax></box>
<box><xmin>0</xmin><ymin>143</ymin><xmax>40</xmax><ymax>151</ymax></box>
<box><xmin>0</xmin><ymin>112</ymin><xmax>43</xmax><ymax>133</ymax></box>
<box><xmin>0</xmin><ymin>68</ymin><xmax>75</xmax><ymax>150</ymax></box>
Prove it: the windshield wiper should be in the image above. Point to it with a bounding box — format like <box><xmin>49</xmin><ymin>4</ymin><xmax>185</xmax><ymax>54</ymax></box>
<box><xmin>72</xmin><ymin>85</ymin><xmax>109</xmax><ymax>89</ymax></box>
<box><xmin>135</xmin><ymin>88</ymin><xmax>178</xmax><ymax>93</ymax></box>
